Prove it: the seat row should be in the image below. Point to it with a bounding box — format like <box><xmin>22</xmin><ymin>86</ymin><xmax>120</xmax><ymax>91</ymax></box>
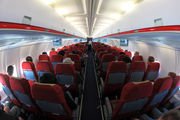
<box><xmin>0</xmin><ymin>73</ymin><xmax>79</xmax><ymax>120</ymax></box>
<box><xmin>103</xmin><ymin>74</ymin><xmax>180</xmax><ymax>120</ymax></box>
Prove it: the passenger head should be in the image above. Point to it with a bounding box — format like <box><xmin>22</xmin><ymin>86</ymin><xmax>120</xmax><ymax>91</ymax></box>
<box><xmin>51</xmin><ymin>48</ymin><xmax>55</xmax><ymax>51</ymax></box>
<box><xmin>123</xmin><ymin>56</ymin><xmax>132</xmax><ymax>64</ymax></box>
<box><xmin>26</xmin><ymin>56</ymin><xmax>33</xmax><ymax>62</ymax></box>
<box><xmin>72</xmin><ymin>50</ymin><xmax>79</xmax><ymax>54</ymax></box>
<box><xmin>168</xmin><ymin>72</ymin><xmax>176</xmax><ymax>79</ymax></box>
<box><xmin>40</xmin><ymin>73</ymin><xmax>57</xmax><ymax>84</ymax></box>
<box><xmin>113</xmin><ymin>49</ymin><xmax>117</xmax><ymax>51</ymax></box>
<box><xmin>63</xmin><ymin>57</ymin><xmax>74</xmax><ymax>64</ymax></box>
<box><xmin>158</xmin><ymin>110</ymin><xmax>180</xmax><ymax>120</ymax></box>
<box><xmin>125</xmin><ymin>50</ymin><xmax>128</xmax><ymax>52</ymax></box>
<box><xmin>119</xmin><ymin>52</ymin><xmax>125</xmax><ymax>55</ymax></box>
<box><xmin>64</xmin><ymin>49</ymin><xmax>68</xmax><ymax>52</ymax></box>
<box><xmin>7</xmin><ymin>65</ymin><xmax>13</xmax><ymax>76</ymax></box>
<box><xmin>134</xmin><ymin>51</ymin><xmax>139</xmax><ymax>55</ymax></box>
<box><xmin>42</xmin><ymin>52</ymin><xmax>47</xmax><ymax>55</ymax></box>
<box><xmin>58</xmin><ymin>50</ymin><xmax>65</xmax><ymax>56</ymax></box>
<box><xmin>147</xmin><ymin>56</ymin><xmax>155</xmax><ymax>64</ymax></box>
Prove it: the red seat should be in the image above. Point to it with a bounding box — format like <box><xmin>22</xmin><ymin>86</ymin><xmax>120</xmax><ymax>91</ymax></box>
<box><xmin>125</xmin><ymin>51</ymin><xmax>132</xmax><ymax>58</ymax></box>
<box><xmin>142</xmin><ymin>62</ymin><xmax>160</xmax><ymax>81</ymax></box>
<box><xmin>49</xmin><ymin>51</ymin><xmax>57</xmax><ymax>58</ymax></box>
<box><xmin>117</xmin><ymin>55</ymin><xmax>127</xmax><ymax>61</ymax></box>
<box><xmin>22</xmin><ymin>62</ymin><xmax>38</xmax><ymax>82</ymax></box>
<box><xmin>54</xmin><ymin>63</ymin><xmax>79</xmax><ymax>93</ymax></box>
<box><xmin>104</xmin><ymin>81</ymin><xmax>153</xmax><ymax>120</ymax></box>
<box><xmin>99</xmin><ymin>54</ymin><xmax>115</xmax><ymax>80</ymax></box>
<box><xmin>100</xmin><ymin>61</ymin><xmax>127</xmax><ymax>95</ymax></box>
<box><xmin>124</xmin><ymin>61</ymin><xmax>146</xmax><ymax>84</ymax></box>
<box><xmin>0</xmin><ymin>73</ymin><xmax>21</xmax><ymax>107</ymax></box>
<box><xmin>97</xmin><ymin>52</ymin><xmax>108</xmax><ymax>65</ymax></box>
<box><xmin>160</xmin><ymin>75</ymin><xmax>180</xmax><ymax>106</ymax></box>
<box><xmin>10</xmin><ymin>77</ymin><xmax>42</xmax><ymax>115</ymax></box>
<box><xmin>132</xmin><ymin>55</ymin><xmax>143</xmax><ymax>62</ymax></box>
<box><xmin>50</xmin><ymin>55</ymin><xmax>63</xmax><ymax>70</ymax></box>
<box><xmin>141</xmin><ymin>76</ymin><xmax>173</xmax><ymax>114</ymax></box>
<box><xmin>36</xmin><ymin>61</ymin><xmax>54</xmax><ymax>79</ymax></box>
<box><xmin>67</xmin><ymin>54</ymin><xmax>82</xmax><ymax>74</ymax></box>
<box><xmin>107</xmin><ymin>49</ymin><xmax>113</xmax><ymax>54</ymax></box>
<box><xmin>39</xmin><ymin>54</ymin><xmax>50</xmax><ymax>62</ymax></box>
<box><xmin>111</xmin><ymin>51</ymin><xmax>120</xmax><ymax>60</ymax></box>
<box><xmin>95</xmin><ymin>48</ymin><xmax>105</xmax><ymax>62</ymax></box>
<box><xmin>31</xmin><ymin>82</ymin><xmax>79</xmax><ymax>120</ymax></box>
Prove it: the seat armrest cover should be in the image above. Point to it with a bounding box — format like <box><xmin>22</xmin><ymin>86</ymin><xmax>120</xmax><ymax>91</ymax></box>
<box><xmin>100</xmin><ymin>77</ymin><xmax>104</xmax><ymax>93</ymax></box>
<box><xmin>105</xmin><ymin>97</ymin><xmax>112</xmax><ymax>119</ymax></box>
<box><xmin>72</xmin><ymin>97</ymin><xmax>79</xmax><ymax>119</ymax></box>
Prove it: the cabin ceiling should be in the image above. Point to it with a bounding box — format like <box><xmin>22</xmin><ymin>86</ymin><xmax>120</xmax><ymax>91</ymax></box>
<box><xmin>48</xmin><ymin>0</ymin><xmax>143</xmax><ymax>37</ymax></box>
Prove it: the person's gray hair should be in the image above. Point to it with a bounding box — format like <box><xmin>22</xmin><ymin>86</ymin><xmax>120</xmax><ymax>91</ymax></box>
<box><xmin>161</xmin><ymin>110</ymin><xmax>180</xmax><ymax>120</ymax></box>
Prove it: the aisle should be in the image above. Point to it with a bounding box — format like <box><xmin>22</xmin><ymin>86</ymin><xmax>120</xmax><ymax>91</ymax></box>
<box><xmin>80</xmin><ymin>51</ymin><xmax>102</xmax><ymax>120</ymax></box>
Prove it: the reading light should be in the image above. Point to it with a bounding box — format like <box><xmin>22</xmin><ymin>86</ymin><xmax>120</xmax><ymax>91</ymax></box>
<box><xmin>121</xmin><ymin>2</ymin><xmax>136</xmax><ymax>11</ymax></box>
<box><xmin>42</xmin><ymin>0</ymin><xmax>53</xmax><ymax>4</ymax></box>
<box><xmin>56</xmin><ymin>8</ymin><xmax>67</xmax><ymax>15</ymax></box>
<box><xmin>66</xmin><ymin>18</ymin><xmax>74</xmax><ymax>22</ymax></box>
<box><xmin>111</xmin><ymin>14</ymin><xmax>121</xmax><ymax>19</ymax></box>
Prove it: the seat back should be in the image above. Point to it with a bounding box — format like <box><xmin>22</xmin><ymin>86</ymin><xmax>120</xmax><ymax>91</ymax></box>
<box><xmin>49</xmin><ymin>51</ymin><xmax>57</xmax><ymax>58</ymax></box>
<box><xmin>10</xmin><ymin>77</ymin><xmax>42</xmax><ymax>115</ymax></box>
<box><xmin>141</xmin><ymin>77</ymin><xmax>172</xmax><ymax>113</ymax></box>
<box><xmin>50</xmin><ymin>55</ymin><xmax>63</xmax><ymax>70</ymax></box>
<box><xmin>107</xmin><ymin>49</ymin><xmax>113</xmax><ymax>53</ymax></box>
<box><xmin>111</xmin><ymin>51</ymin><xmax>120</xmax><ymax>60</ymax></box>
<box><xmin>112</xmin><ymin>81</ymin><xmax>153</xmax><ymax>119</ymax></box>
<box><xmin>143</xmin><ymin>62</ymin><xmax>160</xmax><ymax>81</ymax></box>
<box><xmin>22</xmin><ymin>62</ymin><xmax>38</xmax><ymax>82</ymax></box>
<box><xmin>39</xmin><ymin>54</ymin><xmax>50</xmax><ymax>62</ymax></box>
<box><xmin>160</xmin><ymin>76</ymin><xmax>180</xmax><ymax>106</ymax></box>
<box><xmin>132</xmin><ymin>55</ymin><xmax>143</xmax><ymax>62</ymax></box>
<box><xmin>98</xmin><ymin>52</ymin><xmax>108</xmax><ymax>65</ymax></box>
<box><xmin>125</xmin><ymin>51</ymin><xmax>132</xmax><ymax>58</ymax></box>
<box><xmin>0</xmin><ymin>73</ymin><xmax>21</xmax><ymax>107</ymax></box>
<box><xmin>67</xmin><ymin>54</ymin><xmax>81</xmax><ymax>74</ymax></box>
<box><xmin>100</xmin><ymin>54</ymin><xmax>115</xmax><ymax>79</ymax></box>
<box><xmin>36</xmin><ymin>61</ymin><xmax>54</xmax><ymax>79</ymax></box>
<box><xmin>54</xmin><ymin>63</ymin><xmax>78</xmax><ymax>92</ymax></box>
<box><xmin>125</xmin><ymin>61</ymin><xmax>146</xmax><ymax>84</ymax></box>
<box><xmin>31</xmin><ymin>82</ymin><xmax>71</xmax><ymax>120</ymax></box>
<box><xmin>117</xmin><ymin>55</ymin><xmax>127</xmax><ymax>61</ymax></box>
<box><xmin>104</xmin><ymin>61</ymin><xmax>127</xmax><ymax>94</ymax></box>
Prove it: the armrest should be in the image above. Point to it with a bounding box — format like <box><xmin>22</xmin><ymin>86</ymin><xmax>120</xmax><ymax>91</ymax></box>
<box><xmin>66</xmin><ymin>91</ymin><xmax>74</xmax><ymax>101</ymax></box>
<box><xmin>72</xmin><ymin>97</ymin><xmax>79</xmax><ymax>120</ymax></box>
<box><xmin>105</xmin><ymin>97</ymin><xmax>113</xmax><ymax>119</ymax></box>
<box><xmin>100</xmin><ymin>77</ymin><xmax>104</xmax><ymax>93</ymax></box>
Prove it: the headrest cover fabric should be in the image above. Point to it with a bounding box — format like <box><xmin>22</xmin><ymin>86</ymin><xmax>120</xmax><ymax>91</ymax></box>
<box><xmin>147</xmin><ymin>62</ymin><xmax>160</xmax><ymax>71</ymax></box>
<box><xmin>129</xmin><ymin>61</ymin><xmax>146</xmax><ymax>71</ymax></box>
<box><xmin>36</xmin><ymin>61</ymin><xmax>53</xmax><ymax>72</ymax></box>
<box><xmin>107</xmin><ymin>61</ymin><xmax>127</xmax><ymax>73</ymax></box>
<box><xmin>101</xmin><ymin>54</ymin><xmax>115</xmax><ymax>62</ymax></box>
<box><xmin>51</xmin><ymin>55</ymin><xmax>63</xmax><ymax>62</ymax></box>
<box><xmin>54</xmin><ymin>63</ymin><xmax>76</xmax><ymax>75</ymax></box>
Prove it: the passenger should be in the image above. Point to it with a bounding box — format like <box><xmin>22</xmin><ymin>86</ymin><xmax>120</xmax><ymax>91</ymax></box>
<box><xmin>123</xmin><ymin>56</ymin><xmax>132</xmax><ymax>75</ymax></box>
<box><xmin>134</xmin><ymin>51</ymin><xmax>140</xmax><ymax>55</ymax></box>
<box><xmin>88</xmin><ymin>40</ymin><xmax>92</xmax><ymax>51</ymax></box>
<box><xmin>26</xmin><ymin>56</ymin><xmax>33</xmax><ymax>62</ymax></box>
<box><xmin>42</xmin><ymin>52</ymin><xmax>47</xmax><ymax>55</ymax></box>
<box><xmin>63</xmin><ymin>58</ymin><xmax>83</xmax><ymax>84</ymax></box>
<box><xmin>40</xmin><ymin>73</ymin><xmax>77</xmax><ymax>110</ymax></box>
<box><xmin>147</xmin><ymin>56</ymin><xmax>155</xmax><ymax>64</ymax></box>
<box><xmin>58</xmin><ymin>50</ymin><xmax>65</xmax><ymax>57</ymax></box>
<box><xmin>119</xmin><ymin>52</ymin><xmax>125</xmax><ymax>55</ymax></box>
<box><xmin>7</xmin><ymin>65</ymin><xmax>13</xmax><ymax>76</ymax></box>
<box><xmin>51</xmin><ymin>48</ymin><xmax>55</xmax><ymax>51</ymax></box>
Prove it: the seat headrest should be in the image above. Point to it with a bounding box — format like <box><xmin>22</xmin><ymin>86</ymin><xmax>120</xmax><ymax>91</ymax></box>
<box><xmin>0</xmin><ymin>73</ymin><xmax>10</xmax><ymax>87</ymax></box>
<box><xmin>121</xmin><ymin>81</ymin><xmax>153</xmax><ymax>102</ymax></box>
<box><xmin>129</xmin><ymin>61</ymin><xmax>146</xmax><ymax>71</ymax></box>
<box><xmin>51</xmin><ymin>55</ymin><xmax>63</xmax><ymax>62</ymax></box>
<box><xmin>36</xmin><ymin>61</ymin><xmax>52</xmax><ymax>71</ymax></box>
<box><xmin>147</xmin><ymin>62</ymin><xmax>160</xmax><ymax>71</ymax></box>
<box><xmin>54</xmin><ymin>63</ymin><xmax>76</xmax><ymax>75</ymax></box>
<box><xmin>102</xmin><ymin>54</ymin><xmax>115</xmax><ymax>62</ymax></box>
<box><xmin>22</xmin><ymin>62</ymin><xmax>35</xmax><ymax>70</ymax></box>
<box><xmin>107</xmin><ymin>61</ymin><xmax>127</xmax><ymax>73</ymax></box>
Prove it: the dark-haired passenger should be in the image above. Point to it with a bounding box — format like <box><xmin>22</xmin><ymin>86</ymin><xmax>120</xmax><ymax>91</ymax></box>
<box><xmin>7</xmin><ymin>65</ymin><xmax>13</xmax><ymax>77</ymax></box>
<box><xmin>123</xmin><ymin>56</ymin><xmax>132</xmax><ymax>75</ymax></box>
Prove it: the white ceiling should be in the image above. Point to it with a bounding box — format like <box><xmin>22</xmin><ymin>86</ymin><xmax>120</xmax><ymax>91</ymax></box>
<box><xmin>48</xmin><ymin>0</ymin><xmax>143</xmax><ymax>36</ymax></box>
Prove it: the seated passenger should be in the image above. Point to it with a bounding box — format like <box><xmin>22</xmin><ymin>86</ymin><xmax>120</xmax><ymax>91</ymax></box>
<box><xmin>7</xmin><ymin>65</ymin><xmax>13</xmax><ymax>77</ymax></box>
<box><xmin>72</xmin><ymin>50</ymin><xmax>85</xmax><ymax>68</ymax></box>
<box><xmin>26</xmin><ymin>56</ymin><xmax>33</xmax><ymax>62</ymax></box>
<box><xmin>119</xmin><ymin>52</ymin><xmax>125</xmax><ymax>55</ymax></box>
<box><xmin>42</xmin><ymin>52</ymin><xmax>47</xmax><ymax>55</ymax></box>
<box><xmin>39</xmin><ymin>73</ymin><xmax>77</xmax><ymax>110</ymax></box>
<box><xmin>123</xmin><ymin>56</ymin><xmax>132</xmax><ymax>75</ymax></box>
<box><xmin>58</xmin><ymin>50</ymin><xmax>65</xmax><ymax>58</ymax></box>
<box><xmin>63</xmin><ymin>58</ymin><xmax>83</xmax><ymax>84</ymax></box>
<box><xmin>51</xmin><ymin>48</ymin><xmax>55</xmax><ymax>51</ymax></box>
<box><xmin>134</xmin><ymin>51</ymin><xmax>140</xmax><ymax>55</ymax></box>
<box><xmin>147</xmin><ymin>56</ymin><xmax>155</xmax><ymax>64</ymax></box>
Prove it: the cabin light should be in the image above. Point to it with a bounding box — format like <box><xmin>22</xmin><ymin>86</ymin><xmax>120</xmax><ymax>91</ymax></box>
<box><xmin>111</xmin><ymin>14</ymin><xmax>120</xmax><ymax>19</ymax></box>
<box><xmin>66</xmin><ymin>18</ymin><xmax>74</xmax><ymax>22</ymax></box>
<box><xmin>56</xmin><ymin>8</ymin><xmax>67</xmax><ymax>15</ymax></box>
<box><xmin>106</xmin><ymin>20</ymin><xmax>113</xmax><ymax>24</ymax></box>
<box><xmin>121</xmin><ymin>2</ymin><xmax>136</xmax><ymax>11</ymax></box>
<box><xmin>42</xmin><ymin>0</ymin><xmax>53</xmax><ymax>4</ymax></box>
